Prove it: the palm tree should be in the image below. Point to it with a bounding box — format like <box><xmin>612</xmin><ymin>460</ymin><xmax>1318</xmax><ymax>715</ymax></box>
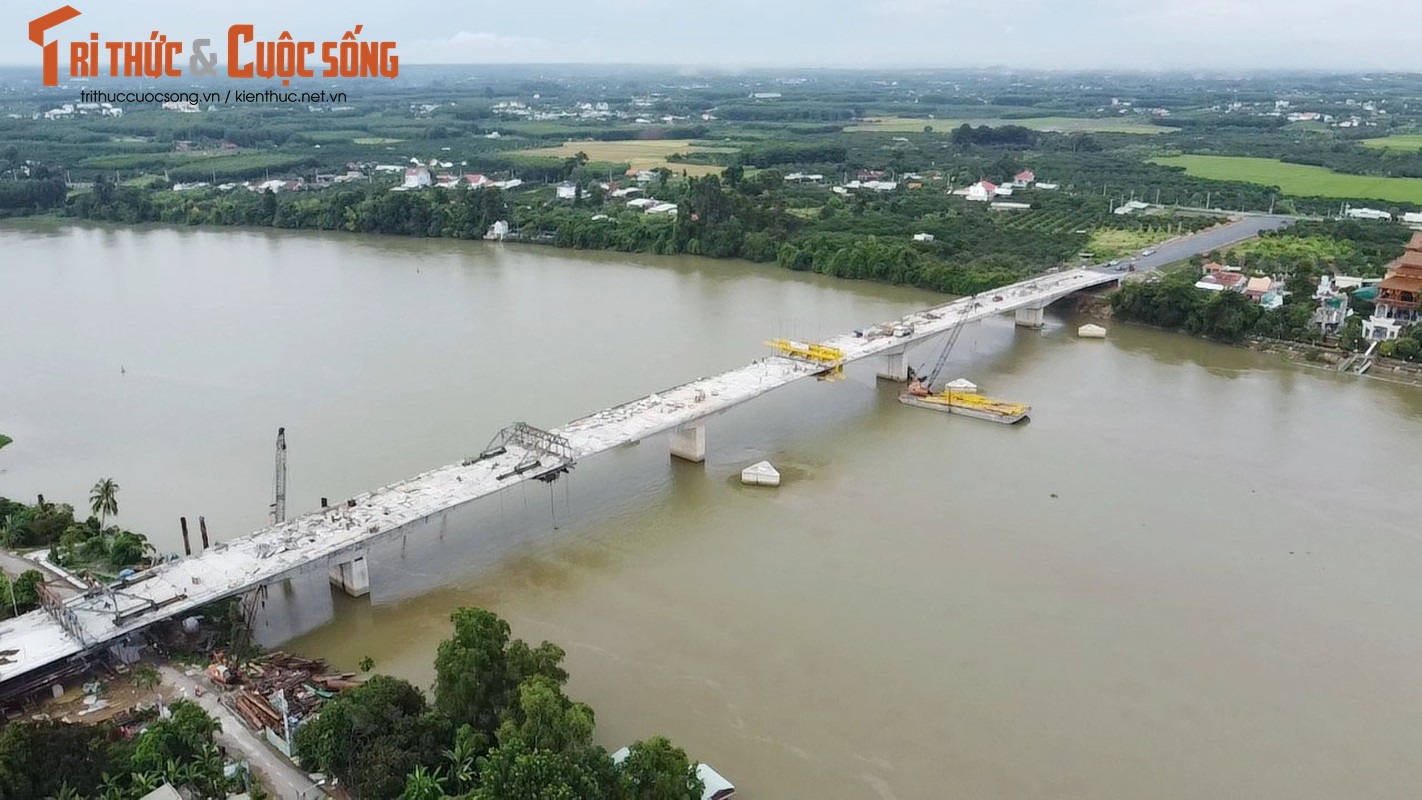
<box><xmin>89</xmin><ymin>478</ymin><xmax>119</xmax><ymax>533</ymax></box>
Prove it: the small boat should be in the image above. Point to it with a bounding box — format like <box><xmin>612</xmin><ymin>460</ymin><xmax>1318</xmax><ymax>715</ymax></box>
<box><xmin>900</xmin><ymin>378</ymin><xmax>1030</xmax><ymax>424</ymax></box>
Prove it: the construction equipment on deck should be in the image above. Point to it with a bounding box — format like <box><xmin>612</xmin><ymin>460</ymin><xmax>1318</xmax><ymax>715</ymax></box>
<box><xmin>764</xmin><ymin>339</ymin><xmax>845</xmax><ymax>380</ymax></box>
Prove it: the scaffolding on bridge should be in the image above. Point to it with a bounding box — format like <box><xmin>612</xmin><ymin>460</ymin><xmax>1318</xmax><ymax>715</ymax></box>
<box><xmin>474</xmin><ymin>423</ymin><xmax>577</xmax><ymax>483</ymax></box>
<box><xmin>37</xmin><ymin>583</ymin><xmax>88</xmax><ymax>648</ymax></box>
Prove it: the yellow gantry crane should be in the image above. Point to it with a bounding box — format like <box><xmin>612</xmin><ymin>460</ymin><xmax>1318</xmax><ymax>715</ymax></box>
<box><xmin>765</xmin><ymin>339</ymin><xmax>846</xmax><ymax>380</ymax></box>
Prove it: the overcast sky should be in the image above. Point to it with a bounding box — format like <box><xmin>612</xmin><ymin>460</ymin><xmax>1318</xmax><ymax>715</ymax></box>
<box><xmin>5</xmin><ymin>0</ymin><xmax>1421</xmax><ymax>71</ymax></box>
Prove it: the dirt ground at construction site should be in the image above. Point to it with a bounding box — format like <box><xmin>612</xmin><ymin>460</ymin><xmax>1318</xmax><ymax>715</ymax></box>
<box><xmin>16</xmin><ymin>653</ymin><xmax>341</xmax><ymax>799</ymax></box>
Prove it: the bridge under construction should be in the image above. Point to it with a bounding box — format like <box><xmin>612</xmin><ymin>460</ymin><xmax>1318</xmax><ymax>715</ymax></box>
<box><xmin>1</xmin><ymin>216</ymin><xmax>1287</xmax><ymax>702</ymax></box>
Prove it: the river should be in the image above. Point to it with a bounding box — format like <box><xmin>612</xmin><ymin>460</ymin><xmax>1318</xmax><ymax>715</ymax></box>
<box><xmin>3</xmin><ymin>221</ymin><xmax>1422</xmax><ymax>799</ymax></box>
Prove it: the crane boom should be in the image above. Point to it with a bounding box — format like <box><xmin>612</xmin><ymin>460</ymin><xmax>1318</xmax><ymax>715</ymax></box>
<box><xmin>920</xmin><ymin>300</ymin><xmax>973</xmax><ymax>390</ymax></box>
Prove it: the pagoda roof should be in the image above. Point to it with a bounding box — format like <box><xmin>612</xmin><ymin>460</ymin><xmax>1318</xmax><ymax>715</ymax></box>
<box><xmin>1385</xmin><ymin>247</ymin><xmax>1422</xmax><ymax>278</ymax></box>
<box><xmin>1379</xmin><ymin>273</ymin><xmax>1422</xmax><ymax>293</ymax></box>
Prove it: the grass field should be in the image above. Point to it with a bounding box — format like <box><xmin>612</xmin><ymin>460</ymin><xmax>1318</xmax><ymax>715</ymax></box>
<box><xmin>1361</xmin><ymin>134</ymin><xmax>1422</xmax><ymax>152</ymax></box>
<box><xmin>1151</xmin><ymin>154</ymin><xmax>1422</xmax><ymax>204</ymax></box>
<box><xmin>845</xmin><ymin>116</ymin><xmax>1173</xmax><ymax>134</ymax></box>
<box><xmin>514</xmin><ymin>140</ymin><xmax>736</xmax><ymax>176</ymax></box>
<box><xmin>1087</xmin><ymin>228</ymin><xmax>1170</xmax><ymax>260</ymax></box>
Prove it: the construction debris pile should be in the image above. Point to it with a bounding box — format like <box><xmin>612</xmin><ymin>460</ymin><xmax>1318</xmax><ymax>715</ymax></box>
<box><xmin>218</xmin><ymin>651</ymin><xmax>362</xmax><ymax>736</ymax></box>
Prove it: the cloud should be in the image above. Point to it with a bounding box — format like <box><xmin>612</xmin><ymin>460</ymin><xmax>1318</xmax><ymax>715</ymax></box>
<box><xmin>406</xmin><ymin>30</ymin><xmax>561</xmax><ymax>63</ymax></box>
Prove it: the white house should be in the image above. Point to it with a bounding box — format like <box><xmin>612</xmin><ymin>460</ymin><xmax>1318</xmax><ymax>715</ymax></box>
<box><xmin>403</xmin><ymin>168</ymin><xmax>431</xmax><ymax>189</ymax></box>
<box><xmin>556</xmin><ymin>182</ymin><xmax>578</xmax><ymax>200</ymax></box>
<box><xmin>647</xmin><ymin>202</ymin><xmax>678</xmax><ymax>215</ymax></box>
<box><xmin>1011</xmin><ymin>169</ymin><xmax>1036</xmax><ymax>188</ymax></box>
<box><xmin>912</xmin><ymin>232</ymin><xmax>935</xmax><ymax>242</ymax></box>
<box><xmin>1114</xmin><ymin>200</ymin><xmax>1151</xmax><ymax>216</ymax></box>
<box><xmin>1344</xmin><ymin>207</ymin><xmax>1392</xmax><ymax>221</ymax></box>
<box><xmin>960</xmin><ymin>180</ymin><xmax>998</xmax><ymax>201</ymax></box>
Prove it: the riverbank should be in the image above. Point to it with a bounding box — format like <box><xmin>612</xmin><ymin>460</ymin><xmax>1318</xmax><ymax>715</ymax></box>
<box><xmin>1074</xmin><ymin>291</ymin><xmax>1422</xmax><ymax>388</ymax></box>
<box><xmin>1247</xmin><ymin>338</ymin><xmax>1422</xmax><ymax>386</ymax></box>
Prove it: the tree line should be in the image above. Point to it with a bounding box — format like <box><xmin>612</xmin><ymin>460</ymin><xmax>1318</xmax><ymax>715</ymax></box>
<box><xmin>295</xmin><ymin>606</ymin><xmax>705</xmax><ymax>800</ymax></box>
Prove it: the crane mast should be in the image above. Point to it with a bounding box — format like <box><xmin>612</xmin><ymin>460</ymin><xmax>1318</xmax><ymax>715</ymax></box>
<box><xmin>271</xmin><ymin>427</ymin><xmax>287</xmax><ymax>524</ymax></box>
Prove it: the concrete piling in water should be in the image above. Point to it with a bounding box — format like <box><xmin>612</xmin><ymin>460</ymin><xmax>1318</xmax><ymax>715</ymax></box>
<box><xmin>180</xmin><ymin>516</ymin><xmax>191</xmax><ymax>556</ymax></box>
<box><xmin>321</xmin><ymin>497</ymin><xmax>328</xmax><ymax>509</ymax></box>
<box><xmin>199</xmin><ymin>516</ymin><xmax>210</xmax><ymax>550</ymax></box>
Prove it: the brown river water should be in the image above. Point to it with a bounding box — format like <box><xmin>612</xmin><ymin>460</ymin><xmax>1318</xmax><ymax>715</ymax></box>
<box><xmin>3</xmin><ymin>221</ymin><xmax>1422</xmax><ymax>799</ymax></box>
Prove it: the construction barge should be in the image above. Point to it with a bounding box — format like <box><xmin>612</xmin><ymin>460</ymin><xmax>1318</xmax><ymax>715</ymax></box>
<box><xmin>900</xmin><ymin>378</ymin><xmax>1030</xmax><ymax>424</ymax></box>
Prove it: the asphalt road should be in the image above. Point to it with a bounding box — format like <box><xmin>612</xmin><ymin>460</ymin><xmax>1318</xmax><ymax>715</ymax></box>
<box><xmin>1085</xmin><ymin>214</ymin><xmax>1292</xmax><ymax>276</ymax></box>
<box><xmin>0</xmin><ymin>549</ymin><xmax>79</xmax><ymax>601</ymax></box>
<box><xmin>160</xmin><ymin>665</ymin><xmax>327</xmax><ymax>800</ymax></box>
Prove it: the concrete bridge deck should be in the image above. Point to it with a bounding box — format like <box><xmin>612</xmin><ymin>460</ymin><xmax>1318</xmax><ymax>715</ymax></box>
<box><xmin>1</xmin><ymin>213</ymin><xmax>1290</xmax><ymax>694</ymax></box>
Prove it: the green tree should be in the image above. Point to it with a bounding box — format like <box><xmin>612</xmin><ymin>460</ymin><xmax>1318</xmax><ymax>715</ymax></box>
<box><xmin>615</xmin><ymin>736</ymin><xmax>703</xmax><ymax>800</ymax></box>
<box><xmin>434</xmin><ymin>607</ymin><xmax>515</xmax><ymax>732</ymax></box>
<box><xmin>494</xmin><ymin>676</ymin><xmax>594</xmax><ymax>757</ymax></box>
<box><xmin>293</xmin><ymin>674</ymin><xmax>448</xmax><ymax>800</ymax></box>
<box><xmin>0</xmin><ymin>720</ymin><xmax>131</xmax><ymax>799</ymax></box>
<box><xmin>107</xmin><ymin>531</ymin><xmax>150</xmax><ymax>568</ymax></box>
<box><xmin>88</xmin><ymin>479</ymin><xmax>118</xmax><ymax>534</ymax></box>
<box><xmin>474</xmin><ymin>740</ymin><xmax>605</xmax><ymax>800</ymax></box>
<box><xmin>131</xmin><ymin>700</ymin><xmax>220</xmax><ymax>777</ymax></box>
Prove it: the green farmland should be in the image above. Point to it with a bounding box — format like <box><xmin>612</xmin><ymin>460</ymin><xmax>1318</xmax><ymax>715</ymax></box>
<box><xmin>1361</xmin><ymin>134</ymin><xmax>1422</xmax><ymax>151</ymax></box>
<box><xmin>1151</xmin><ymin>155</ymin><xmax>1422</xmax><ymax>204</ymax></box>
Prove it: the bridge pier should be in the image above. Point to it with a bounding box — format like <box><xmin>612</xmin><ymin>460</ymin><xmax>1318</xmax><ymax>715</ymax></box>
<box><xmin>669</xmin><ymin>421</ymin><xmax>707</xmax><ymax>463</ymax></box>
<box><xmin>1014</xmin><ymin>304</ymin><xmax>1046</xmax><ymax>329</ymax></box>
<box><xmin>329</xmin><ymin>553</ymin><xmax>370</xmax><ymax>597</ymax></box>
<box><xmin>876</xmin><ymin>347</ymin><xmax>909</xmax><ymax>382</ymax></box>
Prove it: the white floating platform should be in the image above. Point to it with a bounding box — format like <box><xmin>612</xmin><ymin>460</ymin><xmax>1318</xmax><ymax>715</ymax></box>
<box><xmin>741</xmin><ymin>461</ymin><xmax>781</xmax><ymax>487</ymax></box>
<box><xmin>1077</xmin><ymin>324</ymin><xmax>1107</xmax><ymax>339</ymax></box>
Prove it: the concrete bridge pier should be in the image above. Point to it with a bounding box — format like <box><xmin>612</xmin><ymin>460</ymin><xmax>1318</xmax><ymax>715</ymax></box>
<box><xmin>329</xmin><ymin>552</ymin><xmax>371</xmax><ymax>597</ymax></box>
<box><xmin>1015</xmin><ymin>304</ymin><xmax>1047</xmax><ymax>329</ymax></box>
<box><xmin>876</xmin><ymin>347</ymin><xmax>910</xmax><ymax>381</ymax></box>
<box><xmin>669</xmin><ymin>421</ymin><xmax>707</xmax><ymax>463</ymax></box>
